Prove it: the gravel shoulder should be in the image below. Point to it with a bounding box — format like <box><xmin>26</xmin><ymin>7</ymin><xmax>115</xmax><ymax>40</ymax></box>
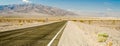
<box><xmin>58</xmin><ymin>21</ymin><xmax>89</xmax><ymax>46</ymax></box>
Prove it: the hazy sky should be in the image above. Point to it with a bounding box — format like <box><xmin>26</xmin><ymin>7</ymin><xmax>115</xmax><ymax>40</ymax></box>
<box><xmin>0</xmin><ymin>0</ymin><xmax>120</xmax><ymax>12</ymax></box>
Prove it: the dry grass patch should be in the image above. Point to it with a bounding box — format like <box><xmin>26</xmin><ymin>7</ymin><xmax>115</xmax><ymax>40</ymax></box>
<box><xmin>97</xmin><ymin>33</ymin><xmax>109</xmax><ymax>42</ymax></box>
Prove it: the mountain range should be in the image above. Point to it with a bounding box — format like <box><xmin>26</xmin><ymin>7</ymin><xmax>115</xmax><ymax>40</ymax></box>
<box><xmin>0</xmin><ymin>4</ymin><xmax>78</xmax><ymax>17</ymax></box>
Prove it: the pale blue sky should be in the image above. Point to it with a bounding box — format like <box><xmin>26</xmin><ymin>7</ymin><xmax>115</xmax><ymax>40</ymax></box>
<box><xmin>0</xmin><ymin>0</ymin><xmax>120</xmax><ymax>12</ymax></box>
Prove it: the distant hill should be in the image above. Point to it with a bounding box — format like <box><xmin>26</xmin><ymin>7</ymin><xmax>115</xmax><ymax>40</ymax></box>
<box><xmin>0</xmin><ymin>4</ymin><xmax>78</xmax><ymax>17</ymax></box>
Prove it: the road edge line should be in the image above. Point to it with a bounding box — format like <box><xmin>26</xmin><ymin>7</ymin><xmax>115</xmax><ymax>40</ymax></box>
<box><xmin>47</xmin><ymin>23</ymin><xmax>67</xmax><ymax>46</ymax></box>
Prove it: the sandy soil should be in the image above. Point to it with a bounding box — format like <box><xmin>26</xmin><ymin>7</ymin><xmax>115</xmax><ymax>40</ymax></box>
<box><xmin>76</xmin><ymin>21</ymin><xmax>120</xmax><ymax>46</ymax></box>
<box><xmin>58</xmin><ymin>21</ymin><xmax>120</xmax><ymax>46</ymax></box>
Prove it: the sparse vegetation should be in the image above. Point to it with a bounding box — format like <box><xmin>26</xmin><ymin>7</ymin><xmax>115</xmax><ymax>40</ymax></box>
<box><xmin>97</xmin><ymin>33</ymin><xmax>109</xmax><ymax>42</ymax></box>
<box><xmin>98</xmin><ymin>33</ymin><xmax>109</xmax><ymax>37</ymax></box>
<box><xmin>107</xmin><ymin>41</ymin><xmax>113</xmax><ymax>46</ymax></box>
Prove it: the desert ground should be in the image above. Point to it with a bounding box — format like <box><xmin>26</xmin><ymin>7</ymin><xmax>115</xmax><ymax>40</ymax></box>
<box><xmin>0</xmin><ymin>17</ymin><xmax>120</xmax><ymax>46</ymax></box>
<box><xmin>58</xmin><ymin>21</ymin><xmax>120</xmax><ymax>46</ymax></box>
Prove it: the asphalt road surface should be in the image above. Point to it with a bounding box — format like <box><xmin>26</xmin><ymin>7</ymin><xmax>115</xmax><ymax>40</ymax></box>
<box><xmin>0</xmin><ymin>21</ymin><xmax>66</xmax><ymax>46</ymax></box>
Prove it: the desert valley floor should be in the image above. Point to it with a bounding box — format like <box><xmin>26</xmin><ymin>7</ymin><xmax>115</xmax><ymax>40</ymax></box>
<box><xmin>0</xmin><ymin>18</ymin><xmax>120</xmax><ymax>46</ymax></box>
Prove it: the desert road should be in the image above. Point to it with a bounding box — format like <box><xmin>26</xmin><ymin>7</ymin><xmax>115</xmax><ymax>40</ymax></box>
<box><xmin>0</xmin><ymin>21</ymin><xmax>66</xmax><ymax>46</ymax></box>
<box><xmin>0</xmin><ymin>21</ymin><xmax>120</xmax><ymax>46</ymax></box>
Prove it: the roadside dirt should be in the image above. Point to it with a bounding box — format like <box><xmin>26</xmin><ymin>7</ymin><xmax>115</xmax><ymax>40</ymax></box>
<box><xmin>58</xmin><ymin>21</ymin><xmax>120</xmax><ymax>46</ymax></box>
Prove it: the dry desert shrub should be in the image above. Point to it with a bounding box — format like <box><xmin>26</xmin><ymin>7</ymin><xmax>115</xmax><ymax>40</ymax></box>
<box><xmin>97</xmin><ymin>33</ymin><xmax>109</xmax><ymax>42</ymax></box>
